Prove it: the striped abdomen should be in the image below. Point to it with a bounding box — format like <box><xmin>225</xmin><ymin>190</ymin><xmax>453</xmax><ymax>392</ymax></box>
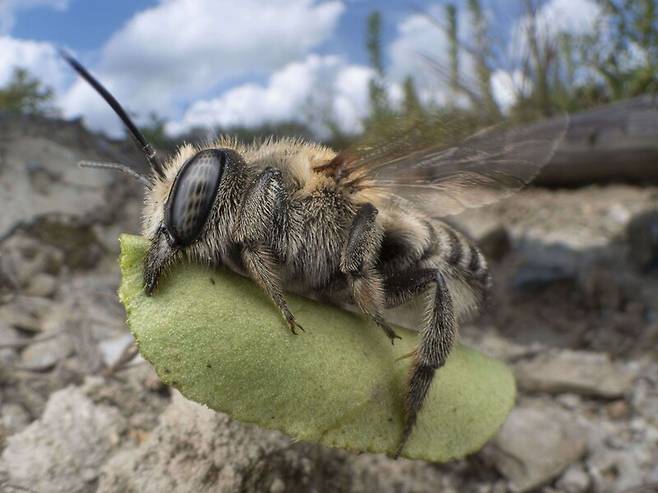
<box><xmin>433</xmin><ymin>221</ymin><xmax>490</xmax><ymax>287</ymax></box>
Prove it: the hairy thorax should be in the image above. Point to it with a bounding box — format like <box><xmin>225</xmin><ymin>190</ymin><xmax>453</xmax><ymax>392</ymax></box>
<box><xmin>143</xmin><ymin>137</ymin><xmax>335</xmax><ymax>237</ymax></box>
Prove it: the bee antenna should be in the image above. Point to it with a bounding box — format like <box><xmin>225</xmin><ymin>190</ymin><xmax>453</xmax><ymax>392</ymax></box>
<box><xmin>59</xmin><ymin>49</ymin><xmax>167</xmax><ymax>180</ymax></box>
<box><xmin>78</xmin><ymin>161</ymin><xmax>152</xmax><ymax>186</ymax></box>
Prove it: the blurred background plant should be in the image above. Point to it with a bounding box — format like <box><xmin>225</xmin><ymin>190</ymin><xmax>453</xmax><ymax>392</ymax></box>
<box><xmin>0</xmin><ymin>67</ymin><xmax>58</xmax><ymax>117</ymax></box>
<box><xmin>354</xmin><ymin>0</ymin><xmax>658</xmax><ymax>148</ymax></box>
<box><xmin>2</xmin><ymin>0</ymin><xmax>655</xmax><ymax>150</ymax></box>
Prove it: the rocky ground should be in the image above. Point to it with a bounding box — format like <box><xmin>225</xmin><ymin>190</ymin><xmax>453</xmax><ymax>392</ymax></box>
<box><xmin>0</xmin><ymin>114</ymin><xmax>656</xmax><ymax>492</ymax></box>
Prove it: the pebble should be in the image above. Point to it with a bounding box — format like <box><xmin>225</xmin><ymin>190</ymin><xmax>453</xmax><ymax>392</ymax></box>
<box><xmin>477</xmin><ymin>225</ymin><xmax>512</xmax><ymax>261</ymax></box>
<box><xmin>0</xmin><ymin>321</ymin><xmax>24</xmax><ymax>345</ymax></box>
<box><xmin>483</xmin><ymin>401</ymin><xmax>587</xmax><ymax>492</ymax></box>
<box><xmin>24</xmin><ymin>273</ymin><xmax>57</xmax><ymax>298</ymax></box>
<box><xmin>269</xmin><ymin>477</ymin><xmax>285</xmax><ymax>493</ymax></box>
<box><xmin>82</xmin><ymin>467</ymin><xmax>98</xmax><ymax>483</ymax></box>
<box><xmin>1</xmin><ymin>403</ymin><xmax>31</xmax><ymax>435</ymax></box>
<box><xmin>556</xmin><ymin>393</ymin><xmax>582</xmax><ymax>410</ymax></box>
<box><xmin>465</xmin><ymin>329</ymin><xmax>537</xmax><ymax>361</ymax></box>
<box><xmin>0</xmin><ymin>296</ymin><xmax>54</xmax><ymax>333</ymax></box>
<box><xmin>509</xmin><ymin>256</ymin><xmax>576</xmax><ymax>293</ymax></box>
<box><xmin>0</xmin><ymin>347</ymin><xmax>18</xmax><ymax>366</ymax></box>
<box><xmin>20</xmin><ymin>329</ymin><xmax>73</xmax><ymax>371</ymax></box>
<box><xmin>98</xmin><ymin>333</ymin><xmax>134</xmax><ymax>368</ymax></box>
<box><xmin>606</xmin><ymin>400</ymin><xmax>631</xmax><ymax>420</ymax></box>
<box><xmin>627</xmin><ymin>209</ymin><xmax>658</xmax><ymax>272</ymax></box>
<box><xmin>588</xmin><ymin>447</ymin><xmax>644</xmax><ymax>492</ymax></box>
<box><xmin>514</xmin><ymin>349</ymin><xmax>635</xmax><ymax>398</ymax></box>
<box><xmin>0</xmin><ymin>236</ymin><xmax>62</xmax><ymax>288</ymax></box>
<box><xmin>555</xmin><ymin>464</ymin><xmax>590</xmax><ymax>493</ymax></box>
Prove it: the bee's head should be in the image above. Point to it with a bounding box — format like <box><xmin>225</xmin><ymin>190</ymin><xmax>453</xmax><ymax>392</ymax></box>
<box><xmin>61</xmin><ymin>50</ymin><xmax>253</xmax><ymax>294</ymax></box>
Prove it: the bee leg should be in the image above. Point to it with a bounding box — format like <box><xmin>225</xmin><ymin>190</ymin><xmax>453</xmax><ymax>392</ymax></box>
<box><xmin>341</xmin><ymin>204</ymin><xmax>401</xmax><ymax>344</ymax></box>
<box><xmin>241</xmin><ymin>246</ymin><xmax>303</xmax><ymax>334</ymax></box>
<box><xmin>235</xmin><ymin>167</ymin><xmax>301</xmax><ymax>334</ymax></box>
<box><xmin>143</xmin><ymin>226</ymin><xmax>176</xmax><ymax>296</ymax></box>
<box><xmin>383</xmin><ymin>268</ymin><xmax>456</xmax><ymax>458</ymax></box>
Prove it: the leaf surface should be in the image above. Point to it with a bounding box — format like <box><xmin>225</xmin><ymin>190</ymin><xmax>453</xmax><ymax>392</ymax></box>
<box><xmin>119</xmin><ymin>234</ymin><xmax>515</xmax><ymax>461</ymax></box>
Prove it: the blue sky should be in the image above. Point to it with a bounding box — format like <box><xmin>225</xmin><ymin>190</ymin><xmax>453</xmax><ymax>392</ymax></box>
<box><xmin>9</xmin><ymin>1</ymin><xmax>450</xmax><ymax>69</ymax></box>
<box><xmin>0</xmin><ymin>0</ymin><xmax>601</xmax><ymax>137</ymax></box>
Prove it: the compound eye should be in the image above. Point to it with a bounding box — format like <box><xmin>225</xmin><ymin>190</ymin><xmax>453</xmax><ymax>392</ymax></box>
<box><xmin>165</xmin><ymin>149</ymin><xmax>225</xmax><ymax>247</ymax></box>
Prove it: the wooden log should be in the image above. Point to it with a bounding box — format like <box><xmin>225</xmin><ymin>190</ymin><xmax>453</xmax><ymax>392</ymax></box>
<box><xmin>536</xmin><ymin>95</ymin><xmax>658</xmax><ymax>186</ymax></box>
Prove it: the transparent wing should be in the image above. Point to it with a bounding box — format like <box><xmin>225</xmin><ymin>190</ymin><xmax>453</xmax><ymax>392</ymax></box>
<box><xmin>330</xmin><ymin>115</ymin><xmax>569</xmax><ymax>218</ymax></box>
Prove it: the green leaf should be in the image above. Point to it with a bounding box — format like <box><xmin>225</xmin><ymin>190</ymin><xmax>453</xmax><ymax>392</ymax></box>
<box><xmin>119</xmin><ymin>234</ymin><xmax>515</xmax><ymax>462</ymax></box>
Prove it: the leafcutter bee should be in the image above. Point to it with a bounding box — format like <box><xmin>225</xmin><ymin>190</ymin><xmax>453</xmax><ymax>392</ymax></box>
<box><xmin>61</xmin><ymin>51</ymin><xmax>565</xmax><ymax>457</ymax></box>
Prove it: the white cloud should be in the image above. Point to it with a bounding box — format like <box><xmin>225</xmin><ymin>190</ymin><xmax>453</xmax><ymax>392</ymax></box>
<box><xmin>332</xmin><ymin>64</ymin><xmax>374</xmax><ymax>133</ymax></box>
<box><xmin>387</xmin><ymin>5</ymin><xmax>479</xmax><ymax>108</ymax></box>
<box><xmin>491</xmin><ymin>68</ymin><xmax>531</xmax><ymax>112</ymax></box>
<box><xmin>167</xmin><ymin>55</ymin><xmax>374</xmax><ymax>137</ymax></box>
<box><xmin>510</xmin><ymin>0</ymin><xmax>602</xmax><ymax>61</ymax></box>
<box><xmin>0</xmin><ymin>0</ymin><xmax>69</xmax><ymax>34</ymax></box>
<box><xmin>61</xmin><ymin>0</ymin><xmax>345</xmax><ymax>135</ymax></box>
<box><xmin>389</xmin><ymin>14</ymin><xmax>440</xmax><ymax>83</ymax></box>
<box><xmin>535</xmin><ymin>0</ymin><xmax>601</xmax><ymax>38</ymax></box>
<box><xmin>0</xmin><ymin>36</ymin><xmax>70</xmax><ymax>92</ymax></box>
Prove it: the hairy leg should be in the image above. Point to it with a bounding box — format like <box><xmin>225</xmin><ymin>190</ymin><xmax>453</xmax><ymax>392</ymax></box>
<box><xmin>235</xmin><ymin>167</ymin><xmax>301</xmax><ymax>334</ymax></box>
<box><xmin>241</xmin><ymin>246</ymin><xmax>303</xmax><ymax>334</ymax></box>
<box><xmin>143</xmin><ymin>226</ymin><xmax>176</xmax><ymax>295</ymax></box>
<box><xmin>341</xmin><ymin>203</ymin><xmax>400</xmax><ymax>343</ymax></box>
<box><xmin>384</xmin><ymin>267</ymin><xmax>456</xmax><ymax>458</ymax></box>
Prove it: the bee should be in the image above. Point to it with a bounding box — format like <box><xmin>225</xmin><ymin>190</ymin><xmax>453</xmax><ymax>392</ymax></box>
<box><xmin>61</xmin><ymin>51</ymin><xmax>565</xmax><ymax>457</ymax></box>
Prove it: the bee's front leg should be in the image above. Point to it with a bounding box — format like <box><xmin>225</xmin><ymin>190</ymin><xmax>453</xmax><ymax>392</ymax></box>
<box><xmin>235</xmin><ymin>168</ymin><xmax>302</xmax><ymax>335</ymax></box>
<box><xmin>241</xmin><ymin>245</ymin><xmax>303</xmax><ymax>334</ymax></box>
<box><xmin>143</xmin><ymin>225</ymin><xmax>177</xmax><ymax>295</ymax></box>
<box><xmin>341</xmin><ymin>203</ymin><xmax>400</xmax><ymax>344</ymax></box>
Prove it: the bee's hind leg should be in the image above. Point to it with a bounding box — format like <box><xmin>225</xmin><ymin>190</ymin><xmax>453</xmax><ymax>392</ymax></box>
<box><xmin>383</xmin><ymin>268</ymin><xmax>456</xmax><ymax>459</ymax></box>
<box><xmin>235</xmin><ymin>167</ymin><xmax>302</xmax><ymax>335</ymax></box>
<box><xmin>341</xmin><ymin>203</ymin><xmax>401</xmax><ymax>344</ymax></box>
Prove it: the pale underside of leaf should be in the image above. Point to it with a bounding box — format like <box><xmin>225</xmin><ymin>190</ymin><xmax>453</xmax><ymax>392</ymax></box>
<box><xmin>118</xmin><ymin>234</ymin><xmax>515</xmax><ymax>462</ymax></box>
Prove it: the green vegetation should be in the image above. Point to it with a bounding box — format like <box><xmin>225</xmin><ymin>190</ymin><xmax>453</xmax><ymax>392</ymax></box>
<box><xmin>506</xmin><ymin>0</ymin><xmax>657</xmax><ymax>118</ymax></box>
<box><xmin>468</xmin><ymin>0</ymin><xmax>500</xmax><ymax>119</ymax></box>
<box><xmin>365</xmin><ymin>11</ymin><xmax>392</xmax><ymax>124</ymax></box>
<box><xmin>0</xmin><ymin>68</ymin><xmax>57</xmax><ymax>116</ymax></box>
<box><xmin>119</xmin><ymin>234</ymin><xmax>515</xmax><ymax>461</ymax></box>
<box><xmin>358</xmin><ymin>1</ymin><xmax>658</xmax><ymax>137</ymax></box>
<box><xmin>581</xmin><ymin>0</ymin><xmax>658</xmax><ymax>100</ymax></box>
